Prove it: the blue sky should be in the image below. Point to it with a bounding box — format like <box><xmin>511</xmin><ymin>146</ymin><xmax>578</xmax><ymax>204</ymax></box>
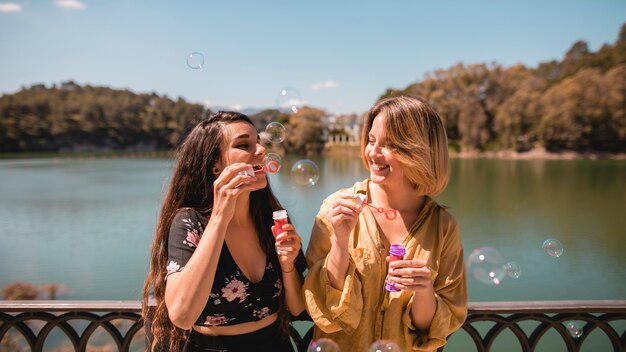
<box><xmin>0</xmin><ymin>0</ymin><xmax>624</xmax><ymax>115</ymax></box>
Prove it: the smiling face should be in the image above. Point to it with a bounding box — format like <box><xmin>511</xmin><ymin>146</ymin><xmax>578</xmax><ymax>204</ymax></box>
<box><xmin>364</xmin><ymin>113</ymin><xmax>408</xmax><ymax>187</ymax></box>
<box><xmin>218</xmin><ymin>120</ymin><xmax>268</xmax><ymax>190</ymax></box>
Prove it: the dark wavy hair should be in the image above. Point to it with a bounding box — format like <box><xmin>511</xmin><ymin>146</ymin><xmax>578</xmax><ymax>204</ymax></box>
<box><xmin>141</xmin><ymin>111</ymin><xmax>303</xmax><ymax>351</ymax></box>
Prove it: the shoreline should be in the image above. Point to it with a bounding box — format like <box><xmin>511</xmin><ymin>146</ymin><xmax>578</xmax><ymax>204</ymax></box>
<box><xmin>1</xmin><ymin>147</ymin><xmax>625</xmax><ymax>161</ymax></box>
<box><xmin>324</xmin><ymin>144</ymin><xmax>626</xmax><ymax>160</ymax></box>
<box><xmin>450</xmin><ymin>146</ymin><xmax>626</xmax><ymax>160</ymax></box>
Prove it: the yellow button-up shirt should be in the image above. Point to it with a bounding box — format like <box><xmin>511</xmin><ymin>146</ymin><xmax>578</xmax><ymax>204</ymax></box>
<box><xmin>303</xmin><ymin>180</ymin><xmax>467</xmax><ymax>351</ymax></box>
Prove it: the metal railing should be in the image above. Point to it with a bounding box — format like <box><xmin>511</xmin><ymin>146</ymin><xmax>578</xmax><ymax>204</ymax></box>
<box><xmin>1</xmin><ymin>300</ymin><xmax>625</xmax><ymax>351</ymax></box>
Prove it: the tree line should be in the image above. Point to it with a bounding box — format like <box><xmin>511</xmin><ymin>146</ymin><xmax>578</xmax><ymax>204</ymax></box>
<box><xmin>381</xmin><ymin>23</ymin><xmax>626</xmax><ymax>153</ymax></box>
<box><xmin>1</xmin><ymin>24</ymin><xmax>624</xmax><ymax>154</ymax></box>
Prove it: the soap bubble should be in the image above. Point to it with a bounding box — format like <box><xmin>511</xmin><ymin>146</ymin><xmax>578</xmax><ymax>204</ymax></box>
<box><xmin>308</xmin><ymin>338</ymin><xmax>340</xmax><ymax>352</ymax></box>
<box><xmin>277</xmin><ymin>87</ymin><xmax>302</xmax><ymax>113</ymax></box>
<box><xmin>263</xmin><ymin>153</ymin><xmax>282</xmax><ymax>173</ymax></box>
<box><xmin>543</xmin><ymin>238</ymin><xmax>564</xmax><ymax>258</ymax></box>
<box><xmin>265</xmin><ymin>122</ymin><xmax>286</xmax><ymax>143</ymax></box>
<box><xmin>368</xmin><ymin>340</ymin><xmax>401</xmax><ymax>352</ymax></box>
<box><xmin>291</xmin><ymin>159</ymin><xmax>320</xmax><ymax>187</ymax></box>
<box><xmin>466</xmin><ymin>246</ymin><xmax>506</xmax><ymax>285</ymax></box>
<box><xmin>504</xmin><ymin>261</ymin><xmax>522</xmax><ymax>278</ymax></box>
<box><xmin>186</xmin><ymin>52</ymin><xmax>204</xmax><ymax>69</ymax></box>
<box><xmin>564</xmin><ymin>320</ymin><xmax>583</xmax><ymax>338</ymax></box>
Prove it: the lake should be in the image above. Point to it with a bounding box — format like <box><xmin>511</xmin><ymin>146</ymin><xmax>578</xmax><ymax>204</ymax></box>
<box><xmin>1</xmin><ymin>155</ymin><xmax>625</xmax><ymax>350</ymax></box>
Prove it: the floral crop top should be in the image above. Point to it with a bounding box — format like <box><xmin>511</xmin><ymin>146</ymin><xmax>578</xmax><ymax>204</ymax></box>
<box><xmin>165</xmin><ymin>208</ymin><xmax>282</xmax><ymax>327</ymax></box>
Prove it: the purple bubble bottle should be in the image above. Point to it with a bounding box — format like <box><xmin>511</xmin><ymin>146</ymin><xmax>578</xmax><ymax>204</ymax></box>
<box><xmin>385</xmin><ymin>244</ymin><xmax>406</xmax><ymax>292</ymax></box>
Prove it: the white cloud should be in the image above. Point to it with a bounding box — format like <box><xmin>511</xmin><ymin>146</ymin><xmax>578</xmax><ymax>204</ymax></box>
<box><xmin>0</xmin><ymin>2</ymin><xmax>22</xmax><ymax>12</ymax></box>
<box><xmin>55</xmin><ymin>0</ymin><xmax>86</xmax><ymax>10</ymax></box>
<box><xmin>311</xmin><ymin>80</ymin><xmax>339</xmax><ymax>90</ymax></box>
<box><xmin>230</xmin><ymin>104</ymin><xmax>243</xmax><ymax>112</ymax></box>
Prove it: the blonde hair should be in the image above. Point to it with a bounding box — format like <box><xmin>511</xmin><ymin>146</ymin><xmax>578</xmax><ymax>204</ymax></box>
<box><xmin>361</xmin><ymin>96</ymin><xmax>450</xmax><ymax>196</ymax></box>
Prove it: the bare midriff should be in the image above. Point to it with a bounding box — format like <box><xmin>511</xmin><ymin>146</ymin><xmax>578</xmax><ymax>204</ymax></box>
<box><xmin>192</xmin><ymin>313</ymin><xmax>278</xmax><ymax>336</ymax></box>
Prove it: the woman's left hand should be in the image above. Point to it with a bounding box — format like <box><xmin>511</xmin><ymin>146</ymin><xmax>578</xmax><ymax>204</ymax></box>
<box><xmin>387</xmin><ymin>259</ymin><xmax>434</xmax><ymax>293</ymax></box>
<box><xmin>272</xmin><ymin>223</ymin><xmax>302</xmax><ymax>273</ymax></box>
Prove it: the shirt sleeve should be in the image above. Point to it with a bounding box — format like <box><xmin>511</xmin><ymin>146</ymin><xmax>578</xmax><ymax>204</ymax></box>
<box><xmin>303</xmin><ymin>197</ymin><xmax>364</xmax><ymax>334</ymax></box>
<box><xmin>402</xmin><ymin>211</ymin><xmax>468</xmax><ymax>351</ymax></box>
<box><xmin>165</xmin><ymin>209</ymin><xmax>203</xmax><ymax>280</ymax></box>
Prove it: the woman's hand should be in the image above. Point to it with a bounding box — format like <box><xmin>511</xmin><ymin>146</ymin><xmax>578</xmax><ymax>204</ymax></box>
<box><xmin>272</xmin><ymin>223</ymin><xmax>302</xmax><ymax>273</ymax></box>
<box><xmin>387</xmin><ymin>259</ymin><xmax>435</xmax><ymax>294</ymax></box>
<box><xmin>211</xmin><ymin>163</ymin><xmax>257</xmax><ymax>221</ymax></box>
<box><xmin>328</xmin><ymin>192</ymin><xmax>365</xmax><ymax>245</ymax></box>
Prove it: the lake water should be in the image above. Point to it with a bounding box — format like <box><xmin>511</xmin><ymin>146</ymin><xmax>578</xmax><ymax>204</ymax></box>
<box><xmin>1</xmin><ymin>155</ymin><xmax>625</xmax><ymax>350</ymax></box>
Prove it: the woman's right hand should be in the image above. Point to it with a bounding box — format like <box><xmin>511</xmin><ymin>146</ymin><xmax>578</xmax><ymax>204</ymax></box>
<box><xmin>211</xmin><ymin>163</ymin><xmax>257</xmax><ymax>221</ymax></box>
<box><xmin>328</xmin><ymin>191</ymin><xmax>365</xmax><ymax>244</ymax></box>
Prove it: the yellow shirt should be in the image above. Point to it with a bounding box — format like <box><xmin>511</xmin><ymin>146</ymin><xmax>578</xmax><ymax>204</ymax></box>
<box><xmin>303</xmin><ymin>179</ymin><xmax>467</xmax><ymax>352</ymax></box>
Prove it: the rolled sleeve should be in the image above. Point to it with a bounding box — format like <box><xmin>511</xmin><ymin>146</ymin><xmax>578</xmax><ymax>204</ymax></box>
<box><xmin>402</xmin><ymin>218</ymin><xmax>468</xmax><ymax>351</ymax></box>
<box><xmin>303</xmin><ymin>198</ymin><xmax>365</xmax><ymax>334</ymax></box>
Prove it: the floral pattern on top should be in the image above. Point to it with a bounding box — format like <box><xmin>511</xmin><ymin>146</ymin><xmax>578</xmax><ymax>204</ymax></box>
<box><xmin>181</xmin><ymin>217</ymin><xmax>202</xmax><ymax>248</ymax></box>
<box><xmin>166</xmin><ymin>260</ymin><xmax>182</xmax><ymax>277</ymax></box>
<box><xmin>203</xmin><ymin>314</ymin><xmax>232</xmax><ymax>326</ymax></box>
<box><xmin>221</xmin><ymin>275</ymin><xmax>250</xmax><ymax>303</ymax></box>
<box><xmin>253</xmin><ymin>307</ymin><xmax>270</xmax><ymax>319</ymax></box>
<box><xmin>273</xmin><ymin>278</ymin><xmax>283</xmax><ymax>299</ymax></box>
<box><xmin>166</xmin><ymin>208</ymin><xmax>285</xmax><ymax>327</ymax></box>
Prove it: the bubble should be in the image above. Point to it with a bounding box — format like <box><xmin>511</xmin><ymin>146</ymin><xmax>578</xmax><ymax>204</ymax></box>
<box><xmin>265</xmin><ymin>122</ymin><xmax>286</xmax><ymax>143</ymax></box>
<box><xmin>291</xmin><ymin>160</ymin><xmax>320</xmax><ymax>187</ymax></box>
<box><xmin>308</xmin><ymin>338</ymin><xmax>340</xmax><ymax>352</ymax></box>
<box><xmin>543</xmin><ymin>238</ymin><xmax>564</xmax><ymax>258</ymax></box>
<box><xmin>277</xmin><ymin>87</ymin><xmax>302</xmax><ymax>113</ymax></box>
<box><xmin>187</xmin><ymin>52</ymin><xmax>204</xmax><ymax>69</ymax></box>
<box><xmin>504</xmin><ymin>261</ymin><xmax>522</xmax><ymax>278</ymax></box>
<box><xmin>564</xmin><ymin>320</ymin><xmax>583</xmax><ymax>338</ymax></box>
<box><xmin>466</xmin><ymin>247</ymin><xmax>506</xmax><ymax>285</ymax></box>
<box><xmin>263</xmin><ymin>153</ymin><xmax>282</xmax><ymax>173</ymax></box>
<box><xmin>368</xmin><ymin>340</ymin><xmax>401</xmax><ymax>352</ymax></box>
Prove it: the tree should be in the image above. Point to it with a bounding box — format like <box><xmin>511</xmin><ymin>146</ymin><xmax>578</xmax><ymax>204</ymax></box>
<box><xmin>539</xmin><ymin>68</ymin><xmax>621</xmax><ymax>151</ymax></box>
<box><xmin>283</xmin><ymin>107</ymin><xmax>326</xmax><ymax>155</ymax></box>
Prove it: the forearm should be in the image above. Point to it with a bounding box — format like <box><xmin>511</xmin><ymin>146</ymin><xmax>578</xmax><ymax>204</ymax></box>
<box><xmin>410</xmin><ymin>288</ymin><xmax>437</xmax><ymax>332</ymax></box>
<box><xmin>326</xmin><ymin>237</ymin><xmax>350</xmax><ymax>290</ymax></box>
<box><xmin>282</xmin><ymin>268</ymin><xmax>305</xmax><ymax>315</ymax></box>
<box><xmin>165</xmin><ymin>216</ymin><xmax>228</xmax><ymax>329</ymax></box>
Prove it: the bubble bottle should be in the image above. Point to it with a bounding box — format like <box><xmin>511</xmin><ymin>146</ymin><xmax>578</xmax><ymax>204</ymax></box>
<box><xmin>385</xmin><ymin>244</ymin><xmax>406</xmax><ymax>292</ymax></box>
<box><xmin>272</xmin><ymin>210</ymin><xmax>289</xmax><ymax>236</ymax></box>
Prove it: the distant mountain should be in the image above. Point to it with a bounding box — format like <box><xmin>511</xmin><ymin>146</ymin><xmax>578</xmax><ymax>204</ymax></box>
<box><xmin>209</xmin><ymin>106</ymin><xmax>265</xmax><ymax>116</ymax></box>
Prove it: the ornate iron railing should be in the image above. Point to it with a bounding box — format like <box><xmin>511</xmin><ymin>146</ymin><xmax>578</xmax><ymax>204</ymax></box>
<box><xmin>1</xmin><ymin>300</ymin><xmax>625</xmax><ymax>351</ymax></box>
<box><xmin>439</xmin><ymin>300</ymin><xmax>626</xmax><ymax>352</ymax></box>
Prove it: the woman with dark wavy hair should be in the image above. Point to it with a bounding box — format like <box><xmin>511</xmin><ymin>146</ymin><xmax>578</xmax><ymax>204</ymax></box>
<box><xmin>142</xmin><ymin>111</ymin><xmax>306</xmax><ymax>351</ymax></box>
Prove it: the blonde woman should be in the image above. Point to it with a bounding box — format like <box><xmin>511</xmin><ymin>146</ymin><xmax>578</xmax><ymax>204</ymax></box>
<box><xmin>303</xmin><ymin>96</ymin><xmax>467</xmax><ymax>351</ymax></box>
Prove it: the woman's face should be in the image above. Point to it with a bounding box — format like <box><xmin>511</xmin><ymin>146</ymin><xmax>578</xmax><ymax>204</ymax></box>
<box><xmin>219</xmin><ymin>121</ymin><xmax>268</xmax><ymax>190</ymax></box>
<box><xmin>364</xmin><ymin>114</ymin><xmax>407</xmax><ymax>187</ymax></box>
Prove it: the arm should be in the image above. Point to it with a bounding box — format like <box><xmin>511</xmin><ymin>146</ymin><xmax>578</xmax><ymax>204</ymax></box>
<box><xmin>164</xmin><ymin>163</ymin><xmax>257</xmax><ymax>329</ymax></box>
<box><xmin>400</xmin><ymin>213</ymin><xmax>468</xmax><ymax>350</ymax></box>
<box><xmin>274</xmin><ymin>223</ymin><xmax>305</xmax><ymax>316</ymax></box>
<box><xmin>326</xmin><ymin>192</ymin><xmax>362</xmax><ymax>289</ymax></box>
<box><xmin>164</xmin><ymin>211</ymin><xmax>229</xmax><ymax>330</ymax></box>
<box><xmin>302</xmin><ymin>196</ymin><xmax>364</xmax><ymax>334</ymax></box>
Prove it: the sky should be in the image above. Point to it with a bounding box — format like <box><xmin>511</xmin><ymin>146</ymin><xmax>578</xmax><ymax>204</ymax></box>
<box><xmin>0</xmin><ymin>0</ymin><xmax>624</xmax><ymax>115</ymax></box>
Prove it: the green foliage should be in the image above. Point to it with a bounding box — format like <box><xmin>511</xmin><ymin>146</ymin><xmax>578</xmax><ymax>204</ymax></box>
<box><xmin>0</xmin><ymin>81</ymin><xmax>207</xmax><ymax>152</ymax></box>
<box><xmin>282</xmin><ymin>106</ymin><xmax>326</xmax><ymax>156</ymax></box>
<box><xmin>2</xmin><ymin>23</ymin><xmax>625</xmax><ymax>155</ymax></box>
<box><xmin>377</xmin><ymin>23</ymin><xmax>626</xmax><ymax>154</ymax></box>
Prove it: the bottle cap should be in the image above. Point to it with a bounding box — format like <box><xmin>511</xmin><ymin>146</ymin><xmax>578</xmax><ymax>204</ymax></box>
<box><xmin>389</xmin><ymin>244</ymin><xmax>406</xmax><ymax>257</ymax></box>
<box><xmin>272</xmin><ymin>209</ymin><xmax>288</xmax><ymax>220</ymax></box>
